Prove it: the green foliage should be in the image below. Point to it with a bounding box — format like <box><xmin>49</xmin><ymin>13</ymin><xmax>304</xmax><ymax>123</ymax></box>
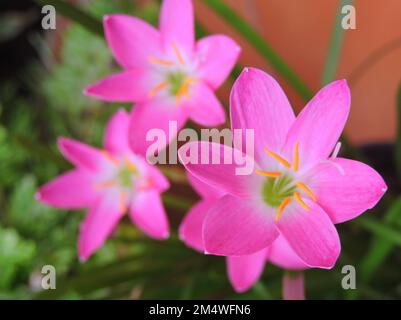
<box><xmin>41</xmin><ymin>25</ymin><xmax>112</xmax><ymax>116</ymax></box>
<box><xmin>8</xmin><ymin>175</ymin><xmax>58</xmax><ymax>238</ymax></box>
<box><xmin>396</xmin><ymin>84</ymin><xmax>401</xmax><ymax>179</ymax></box>
<box><xmin>0</xmin><ymin>0</ymin><xmax>400</xmax><ymax>300</ymax></box>
<box><xmin>0</xmin><ymin>226</ymin><xmax>36</xmax><ymax>290</ymax></box>
<box><xmin>360</xmin><ymin>196</ymin><xmax>401</xmax><ymax>282</ymax></box>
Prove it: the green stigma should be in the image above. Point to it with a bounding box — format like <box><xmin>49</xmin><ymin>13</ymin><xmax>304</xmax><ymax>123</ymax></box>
<box><xmin>117</xmin><ymin>167</ymin><xmax>134</xmax><ymax>188</ymax></box>
<box><xmin>167</xmin><ymin>71</ymin><xmax>187</xmax><ymax>95</ymax></box>
<box><xmin>262</xmin><ymin>175</ymin><xmax>296</xmax><ymax>207</ymax></box>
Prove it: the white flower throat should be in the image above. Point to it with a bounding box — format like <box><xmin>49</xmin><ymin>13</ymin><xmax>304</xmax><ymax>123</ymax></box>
<box><xmin>147</xmin><ymin>43</ymin><xmax>197</xmax><ymax>104</ymax></box>
<box><xmin>257</xmin><ymin>143</ymin><xmax>317</xmax><ymax>221</ymax></box>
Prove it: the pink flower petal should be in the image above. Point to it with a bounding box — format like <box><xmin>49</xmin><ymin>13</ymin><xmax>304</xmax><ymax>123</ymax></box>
<box><xmin>129</xmin><ymin>190</ymin><xmax>169</xmax><ymax>240</ymax></box>
<box><xmin>266</xmin><ymin>235</ymin><xmax>307</xmax><ymax>270</ymax></box>
<box><xmin>104</xmin><ymin>14</ymin><xmax>162</xmax><ymax>69</ymax></box>
<box><xmin>227</xmin><ymin>249</ymin><xmax>267</xmax><ymax>293</ymax></box>
<box><xmin>187</xmin><ymin>172</ymin><xmax>225</xmax><ymax>200</ymax></box>
<box><xmin>196</xmin><ymin>35</ymin><xmax>241</xmax><ymax>89</ymax></box>
<box><xmin>84</xmin><ymin>70</ymin><xmax>149</xmax><ymax>103</ymax></box>
<box><xmin>129</xmin><ymin>101</ymin><xmax>188</xmax><ymax>158</ymax></box>
<box><xmin>230</xmin><ymin>68</ymin><xmax>295</xmax><ymax>164</ymax></box>
<box><xmin>282</xmin><ymin>272</ymin><xmax>305</xmax><ymax>300</ymax></box>
<box><xmin>178</xmin><ymin>141</ymin><xmax>262</xmax><ymax>199</ymax></box>
<box><xmin>37</xmin><ymin>170</ymin><xmax>97</xmax><ymax>209</ymax></box>
<box><xmin>104</xmin><ymin>109</ymin><xmax>131</xmax><ymax>155</ymax></box>
<box><xmin>276</xmin><ymin>200</ymin><xmax>341</xmax><ymax>269</ymax></box>
<box><xmin>58</xmin><ymin>137</ymin><xmax>104</xmax><ymax>171</ymax></box>
<box><xmin>78</xmin><ymin>195</ymin><xmax>124</xmax><ymax>261</ymax></box>
<box><xmin>308</xmin><ymin>157</ymin><xmax>387</xmax><ymax>224</ymax></box>
<box><xmin>203</xmin><ymin>195</ymin><xmax>278</xmax><ymax>256</ymax></box>
<box><xmin>179</xmin><ymin>200</ymin><xmax>214</xmax><ymax>252</ymax></box>
<box><xmin>283</xmin><ymin>80</ymin><xmax>350</xmax><ymax>168</ymax></box>
<box><xmin>146</xmin><ymin>164</ymin><xmax>170</xmax><ymax>193</ymax></box>
<box><xmin>186</xmin><ymin>82</ymin><xmax>226</xmax><ymax>126</ymax></box>
<box><xmin>159</xmin><ymin>0</ymin><xmax>194</xmax><ymax>53</ymax></box>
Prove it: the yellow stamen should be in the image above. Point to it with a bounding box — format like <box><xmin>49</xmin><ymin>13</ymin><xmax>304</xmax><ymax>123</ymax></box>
<box><xmin>148</xmin><ymin>57</ymin><xmax>174</xmax><ymax>66</ymax></box>
<box><xmin>296</xmin><ymin>182</ymin><xmax>317</xmax><ymax>202</ymax></box>
<box><xmin>172</xmin><ymin>42</ymin><xmax>184</xmax><ymax>65</ymax></box>
<box><xmin>264</xmin><ymin>148</ymin><xmax>291</xmax><ymax>168</ymax></box>
<box><xmin>294</xmin><ymin>192</ymin><xmax>309</xmax><ymax>211</ymax></box>
<box><xmin>276</xmin><ymin>197</ymin><xmax>292</xmax><ymax>221</ymax></box>
<box><xmin>175</xmin><ymin>78</ymin><xmax>192</xmax><ymax>103</ymax></box>
<box><xmin>95</xmin><ymin>180</ymin><xmax>118</xmax><ymax>189</ymax></box>
<box><xmin>176</xmin><ymin>88</ymin><xmax>187</xmax><ymax>103</ymax></box>
<box><xmin>293</xmin><ymin>142</ymin><xmax>299</xmax><ymax>172</ymax></box>
<box><xmin>124</xmin><ymin>156</ymin><xmax>137</xmax><ymax>173</ymax></box>
<box><xmin>148</xmin><ymin>81</ymin><xmax>168</xmax><ymax>97</ymax></box>
<box><xmin>119</xmin><ymin>192</ymin><xmax>128</xmax><ymax>213</ymax></box>
<box><xmin>255</xmin><ymin>170</ymin><xmax>282</xmax><ymax>178</ymax></box>
<box><xmin>102</xmin><ymin>150</ymin><xmax>120</xmax><ymax>166</ymax></box>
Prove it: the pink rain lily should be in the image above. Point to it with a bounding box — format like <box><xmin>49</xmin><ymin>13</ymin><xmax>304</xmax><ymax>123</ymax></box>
<box><xmin>180</xmin><ymin>173</ymin><xmax>307</xmax><ymax>294</ymax></box>
<box><xmin>36</xmin><ymin>109</ymin><xmax>170</xmax><ymax>261</ymax></box>
<box><xmin>178</xmin><ymin>67</ymin><xmax>387</xmax><ymax>269</ymax></box>
<box><xmin>84</xmin><ymin>0</ymin><xmax>241</xmax><ymax>155</ymax></box>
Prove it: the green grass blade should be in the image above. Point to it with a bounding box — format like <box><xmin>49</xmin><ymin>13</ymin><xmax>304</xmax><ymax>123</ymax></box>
<box><xmin>396</xmin><ymin>83</ymin><xmax>401</xmax><ymax>179</ymax></box>
<box><xmin>34</xmin><ymin>0</ymin><xmax>103</xmax><ymax>36</ymax></box>
<box><xmin>321</xmin><ymin>0</ymin><xmax>352</xmax><ymax>85</ymax></box>
<box><xmin>356</xmin><ymin>216</ymin><xmax>401</xmax><ymax>247</ymax></box>
<box><xmin>203</xmin><ymin>0</ymin><xmax>312</xmax><ymax>101</ymax></box>
<box><xmin>359</xmin><ymin>197</ymin><xmax>401</xmax><ymax>282</ymax></box>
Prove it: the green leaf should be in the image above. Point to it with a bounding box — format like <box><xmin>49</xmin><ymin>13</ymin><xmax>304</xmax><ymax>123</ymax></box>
<box><xmin>34</xmin><ymin>0</ymin><xmax>103</xmax><ymax>36</ymax></box>
<box><xmin>396</xmin><ymin>83</ymin><xmax>401</xmax><ymax>180</ymax></box>
<box><xmin>321</xmin><ymin>0</ymin><xmax>353</xmax><ymax>85</ymax></box>
<box><xmin>203</xmin><ymin>0</ymin><xmax>312</xmax><ymax>101</ymax></box>
<box><xmin>359</xmin><ymin>196</ymin><xmax>401</xmax><ymax>282</ymax></box>
<box><xmin>356</xmin><ymin>216</ymin><xmax>401</xmax><ymax>247</ymax></box>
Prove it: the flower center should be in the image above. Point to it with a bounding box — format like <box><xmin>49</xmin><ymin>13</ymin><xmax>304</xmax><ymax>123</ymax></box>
<box><xmin>95</xmin><ymin>152</ymin><xmax>140</xmax><ymax>213</ymax></box>
<box><xmin>256</xmin><ymin>143</ymin><xmax>317</xmax><ymax>221</ymax></box>
<box><xmin>262</xmin><ymin>175</ymin><xmax>296</xmax><ymax>207</ymax></box>
<box><xmin>117</xmin><ymin>166</ymin><xmax>135</xmax><ymax>188</ymax></box>
<box><xmin>166</xmin><ymin>71</ymin><xmax>188</xmax><ymax>95</ymax></box>
<box><xmin>147</xmin><ymin>43</ymin><xmax>197</xmax><ymax>104</ymax></box>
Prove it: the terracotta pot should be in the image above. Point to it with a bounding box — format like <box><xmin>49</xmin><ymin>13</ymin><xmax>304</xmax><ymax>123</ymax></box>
<box><xmin>195</xmin><ymin>0</ymin><xmax>401</xmax><ymax>144</ymax></box>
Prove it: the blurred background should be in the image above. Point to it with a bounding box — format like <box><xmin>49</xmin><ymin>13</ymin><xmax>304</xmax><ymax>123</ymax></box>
<box><xmin>0</xmin><ymin>0</ymin><xmax>400</xmax><ymax>299</ymax></box>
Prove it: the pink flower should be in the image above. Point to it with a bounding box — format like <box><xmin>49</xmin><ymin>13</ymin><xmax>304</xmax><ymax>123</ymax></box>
<box><xmin>36</xmin><ymin>109</ymin><xmax>170</xmax><ymax>261</ymax></box>
<box><xmin>84</xmin><ymin>0</ymin><xmax>241</xmax><ymax>155</ymax></box>
<box><xmin>180</xmin><ymin>173</ymin><xmax>307</xmax><ymax>293</ymax></box>
<box><xmin>178</xmin><ymin>67</ymin><xmax>387</xmax><ymax>269</ymax></box>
